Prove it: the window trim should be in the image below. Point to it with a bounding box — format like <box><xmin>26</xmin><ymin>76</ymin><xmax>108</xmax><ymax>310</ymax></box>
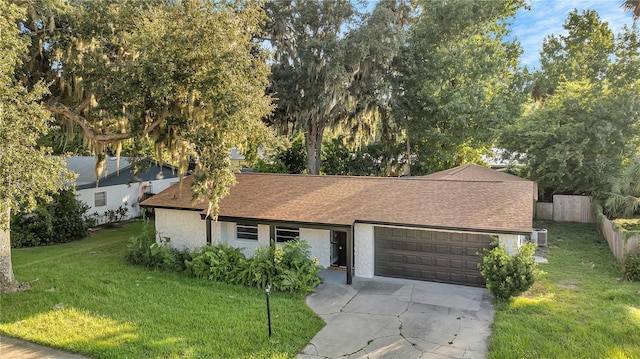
<box><xmin>94</xmin><ymin>191</ymin><xmax>107</xmax><ymax>207</ymax></box>
<box><xmin>236</xmin><ymin>223</ymin><xmax>258</xmax><ymax>241</ymax></box>
<box><xmin>275</xmin><ymin>226</ymin><xmax>299</xmax><ymax>243</ymax></box>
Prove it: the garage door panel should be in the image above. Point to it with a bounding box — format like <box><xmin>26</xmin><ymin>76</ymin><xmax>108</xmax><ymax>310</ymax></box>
<box><xmin>449</xmin><ymin>258</ymin><xmax>464</xmax><ymax>269</ymax></box>
<box><xmin>374</xmin><ymin>227</ymin><xmax>492</xmax><ymax>287</ymax></box>
<box><xmin>450</xmin><ymin>245</ymin><xmax>464</xmax><ymax>256</ymax></box>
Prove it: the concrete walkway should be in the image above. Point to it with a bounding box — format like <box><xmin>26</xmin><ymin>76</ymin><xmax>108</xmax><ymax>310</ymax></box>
<box><xmin>298</xmin><ymin>271</ymin><xmax>495</xmax><ymax>359</ymax></box>
<box><xmin>0</xmin><ymin>336</ymin><xmax>91</xmax><ymax>359</ymax></box>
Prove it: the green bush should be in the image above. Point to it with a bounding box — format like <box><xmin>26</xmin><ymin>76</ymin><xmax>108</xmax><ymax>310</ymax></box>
<box><xmin>621</xmin><ymin>251</ymin><xmax>640</xmax><ymax>281</ymax></box>
<box><xmin>479</xmin><ymin>241</ymin><xmax>537</xmax><ymax>301</ymax></box>
<box><xmin>125</xmin><ymin>222</ymin><xmax>190</xmax><ymax>271</ymax></box>
<box><xmin>126</xmin><ymin>229</ymin><xmax>321</xmax><ymax>294</ymax></box>
<box><xmin>274</xmin><ymin>239</ymin><xmax>322</xmax><ymax>293</ymax></box>
<box><xmin>185</xmin><ymin>244</ymin><xmax>247</xmax><ymax>283</ymax></box>
<box><xmin>11</xmin><ymin>189</ymin><xmax>90</xmax><ymax>248</ymax></box>
<box><xmin>237</xmin><ymin>239</ymin><xmax>322</xmax><ymax>293</ymax></box>
<box><xmin>238</xmin><ymin>244</ymin><xmax>276</xmax><ymax>289</ymax></box>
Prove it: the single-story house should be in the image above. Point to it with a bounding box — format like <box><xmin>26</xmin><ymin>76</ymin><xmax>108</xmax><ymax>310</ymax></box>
<box><xmin>140</xmin><ymin>164</ymin><xmax>537</xmax><ymax>287</ymax></box>
<box><xmin>66</xmin><ymin>156</ymin><xmax>180</xmax><ymax>223</ymax></box>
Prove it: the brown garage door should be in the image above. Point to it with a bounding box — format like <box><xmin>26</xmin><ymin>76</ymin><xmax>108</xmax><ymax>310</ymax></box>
<box><xmin>374</xmin><ymin>227</ymin><xmax>493</xmax><ymax>287</ymax></box>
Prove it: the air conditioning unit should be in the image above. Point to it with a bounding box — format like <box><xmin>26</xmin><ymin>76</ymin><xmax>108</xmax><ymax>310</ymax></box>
<box><xmin>531</xmin><ymin>228</ymin><xmax>548</xmax><ymax>247</ymax></box>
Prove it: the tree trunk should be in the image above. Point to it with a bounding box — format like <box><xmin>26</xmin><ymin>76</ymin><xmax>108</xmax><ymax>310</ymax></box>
<box><xmin>0</xmin><ymin>205</ymin><xmax>18</xmax><ymax>294</ymax></box>
<box><xmin>305</xmin><ymin>119</ymin><xmax>325</xmax><ymax>175</ymax></box>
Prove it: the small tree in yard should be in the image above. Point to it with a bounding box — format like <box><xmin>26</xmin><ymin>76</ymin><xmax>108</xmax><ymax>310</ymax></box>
<box><xmin>0</xmin><ymin>2</ymin><xmax>74</xmax><ymax>293</ymax></box>
<box><xmin>479</xmin><ymin>241</ymin><xmax>537</xmax><ymax>302</ymax></box>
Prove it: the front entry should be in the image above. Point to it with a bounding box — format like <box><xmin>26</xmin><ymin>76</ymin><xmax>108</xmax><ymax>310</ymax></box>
<box><xmin>331</xmin><ymin>231</ymin><xmax>347</xmax><ymax>267</ymax></box>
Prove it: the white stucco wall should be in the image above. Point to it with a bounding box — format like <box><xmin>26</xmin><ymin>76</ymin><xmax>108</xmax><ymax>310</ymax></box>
<box><xmin>354</xmin><ymin>223</ymin><xmax>375</xmax><ymax>278</ymax></box>
<box><xmin>77</xmin><ymin>178</ymin><xmax>176</xmax><ymax>223</ymax></box>
<box><xmin>300</xmin><ymin>228</ymin><xmax>331</xmax><ymax>268</ymax></box>
<box><xmin>155</xmin><ymin>208</ymin><xmax>206</xmax><ymax>250</ymax></box>
<box><xmin>223</xmin><ymin>222</ymin><xmax>261</xmax><ymax>257</ymax></box>
<box><xmin>499</xmin><ymin>234</ymin><xmax>521</xmax><ymax>255</ymax></box>
<box><xmin>258</xmin><ymin>224</ymin><xmax>271</xmax><ymax>247</ymax></box>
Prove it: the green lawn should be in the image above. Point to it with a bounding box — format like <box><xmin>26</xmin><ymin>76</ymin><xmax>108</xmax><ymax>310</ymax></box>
<box><xmin>488</xmin><ymin>221</ymin><xmax>640</xmax><ymax>359</ymax></box>
<box><xmin>0</xmin><ymin>221</ymin><xmax>324</xmax><ymax>359</ymax></box>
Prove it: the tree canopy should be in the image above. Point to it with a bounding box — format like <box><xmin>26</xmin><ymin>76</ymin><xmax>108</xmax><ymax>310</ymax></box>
<box><xmin>500</xmin><ymin>10</ymin><xmax>640</xmax><ymax>196</ymax></box>
<box><xmin>265</xmin><ymin>0</ymin><xmax>410</xmax><ymax>175</ymax></box>
<box><xmin>19</xmin><ymin>0</ymin><xmax>275</xmax><ymax>216</ymax></box>
<box><xmin>2</xmin><ymin>0</ymin><xmax>275</xmax><ymax>293</ymax></box>
<box><xmin>397</xmin><ymin>0</ymin><xmax>526</xmax><ymax>175</ymax></box>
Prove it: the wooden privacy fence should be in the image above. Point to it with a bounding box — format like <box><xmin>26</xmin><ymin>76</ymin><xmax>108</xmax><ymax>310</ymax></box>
<box><xmin>535</xmin><ymin>195</ymin><xmax>595</xmax><ymax>223</ymax></box>
<box><xmin>597</xmin><ymin>216</ymin><xmax>640</xmax><ymax>261</ymax></box>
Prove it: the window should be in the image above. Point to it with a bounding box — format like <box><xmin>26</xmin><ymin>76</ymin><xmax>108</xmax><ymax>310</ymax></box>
<box><xmin>237</xmin><ymin>224</ymin><xmax>258</xmax><ymax>241</ymax></box>
<box><xmin>275</xmin><ymin>227</ymin><xmax>299</xmax><ymax>243</ymax></box>
<box><xmin>94</xmin><ymin>192</ymin><xmax>106</xmax><ymax>207</ymax></box>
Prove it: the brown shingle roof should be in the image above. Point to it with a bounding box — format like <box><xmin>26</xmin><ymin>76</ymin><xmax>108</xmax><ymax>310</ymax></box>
<box><xmin>142</xmin><ymin>168</ymin><xmax>536</xmax><ymax>234</ymax></box>
<box><xmin>420</xmin><ymin>163</ymin><xmax>526</xmax><ymax>182</ymax></box>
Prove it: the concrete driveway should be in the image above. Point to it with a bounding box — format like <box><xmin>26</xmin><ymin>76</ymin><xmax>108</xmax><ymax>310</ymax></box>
<box><xmin>298</xmin><ymin>271</ymin><xmax>494</xmax><ymax>359</ymax></box>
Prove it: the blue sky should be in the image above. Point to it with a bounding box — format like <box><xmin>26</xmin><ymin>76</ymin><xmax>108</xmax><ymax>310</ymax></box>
<box><xmin>509</xmin><ymin>0</ymin><xmax>636</xmax><ymax>69</ymax></box>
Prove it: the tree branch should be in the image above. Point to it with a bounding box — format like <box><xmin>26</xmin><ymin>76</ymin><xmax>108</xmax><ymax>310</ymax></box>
<box><xmin>46</xmin><ymin>102</ymin><xmax>163</xmax><ymax>143</ymax></box>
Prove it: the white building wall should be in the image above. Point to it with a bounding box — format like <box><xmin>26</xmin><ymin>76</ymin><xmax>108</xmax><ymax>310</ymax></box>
<box><xmin>154</xmin><ymin>208</ymin><xmax>206</xmax><ymax>250</ymax></box>
<box><xmin>258</xmin><ymin>224</ymin><xmax>271</xmax><ymax>247</ymax></box>
<box><xmin>300</xmin><ymin>228</ymin><xmax>331</xmax><ymax>268</ymax></box>
<box><xmin>354</xmin><ymin>223</ymin><xmax>375</xmax><ymax>278</ymax></box>
<box><xmin>77</xmin><ymin>178</ymin><xmax>177</xmax><ymax>223</ymax></box>
<box><xmin>499</xmin><ymin>233</ymin><xmax>521</xmax><ymax>255</ymax></box>
<box><xmin>222</xmin><ymin>221</ymin><xmax>261</xmax><ymax>257</ymax></box>
<box><xmin>211</xmin><ymin>221</ymin><xmax>222</xmax><ymax>245</ymax></box>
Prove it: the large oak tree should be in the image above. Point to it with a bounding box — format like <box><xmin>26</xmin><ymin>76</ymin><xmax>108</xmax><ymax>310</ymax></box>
<box><xmin>2</xmin><ymin>0</ymin><xmax>274</xmax><ymax>293</ymax></box>
<box><xmin>265</xmin><ymin>0</ymin><xmax>409</xmax><ymax>174</ymax></box>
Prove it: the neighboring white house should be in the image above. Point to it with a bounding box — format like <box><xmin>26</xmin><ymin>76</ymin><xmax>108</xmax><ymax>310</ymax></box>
<box><xmin>66</xmin><ymin>156</ymin><xmax>179</xmax><ymax>223</ymax></box>
<box><xmin>141</xmin><ymin>164</ymin><xmax>537</xmax><ymax>287</ymax></box>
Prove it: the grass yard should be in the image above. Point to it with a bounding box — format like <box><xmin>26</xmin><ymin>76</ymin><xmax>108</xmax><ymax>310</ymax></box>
<box><xmin>488</xmin><ymin>221</ymin><xmax>640</xmax><ymax>359</ymax></box>
<box><xmin>0</xmin><ymin>221</ymin><xmax>324</xmax><ymax>358</ymax></box>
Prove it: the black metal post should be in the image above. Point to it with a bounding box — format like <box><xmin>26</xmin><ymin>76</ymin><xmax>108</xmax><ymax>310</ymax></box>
<box><xmin>265</xmin><ymin>283</ymin><xmax>272</xmax><ymax>337</ymax></box>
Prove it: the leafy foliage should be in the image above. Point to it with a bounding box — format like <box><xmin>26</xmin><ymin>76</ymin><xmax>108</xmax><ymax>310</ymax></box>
<box><xmin>501</xmin><ymin>10</ymin><xmax>640</xmax><ymax>196</ymax></box>
<box><xmin>1</xmin><ymin>0</ymin><xmax>76</xmax><ymax>292</ymax></box>
<box><xmin>17</xmin><ymin>0</ymin><xmax>275</xmax><ymax>219</ymax></box>
<box><xmin>266</xmin><ymin>0</ymin><xmax>410</xmax><ymax>174</ymax></box>
<box><xmin>252</xmin><ymin>134</ymin><xmax>307</xmax><ymax>174</ymax></box>
<box><xmin>125</xmin><ymin>222</ymin><xmax>190</xmax><ymax>272</ymax></box>
<box><xmin>604</xmin><ymin>158</ymin><xmax>640</xmax><ymax>218</ymax></box>
<box><xmin>501</xmin><ymin>79</ymin><xmax>639</xmax><ymax>195</ymax></box>
<box><xmin>185</xmin><ymin>244</ymin><xmax>247</xmax><ymax>284</ymax></box>
<box><xmin>621</xmin><ymin>250</ymin><xmax>640</xmax><ymax>281</ymax></box>
<box><xmin>128</xmin><ymin>227</ymin><xmax>322</xmax><ymax>294</ymax></box>
<box><xmin>237</xmin><ymin>239</ymin><xmax>322</xmax><ymax>294</ymax></box>
<box><xmin>479</xmin><ymin>241</ymin><xmax>537</xmax><ymax>301</ymax></box>
<box><xmin>398</xmin><ymin>0</ymin><xmax>526</xmax><ymax>175</ymax></box>
<box><xmin>10</xmin><ymin>189</ymin><xmax>90</xmax><ymax>248</ymax></box>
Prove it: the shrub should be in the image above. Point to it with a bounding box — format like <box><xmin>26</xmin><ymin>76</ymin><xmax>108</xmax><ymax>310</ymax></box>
<box><xmin>621</xmin><ymin>251</ymin><xmax>640</xmax><ymax>281</ymax></box>
<box><xmin>11</xmin><ymin>189</ymin><xmax>90</xmax><ymax>248</ymax></box>
<box><xmin>237</xmin><ymin>245</ymin><xmax>275</xmax><ymax>289</ymax></box>
<box><xmin>237</xmin><ymin>239</ymin><xmax>322</xmax><ymax>293</ymax></box>
<box><xmin>274</xmin><ymin>240</ymin><xmax>322</xmax><ymax>293</ymax></box>
<box><xmin>125</xmin><ymin>222</ymin><xmax>190</xmax><ymax>271</ymax></box>
<box><xmin>185</xmin><ymin>244</ymin><xmax>247</xmax><ymax>283</ymax></box>
<box><xmin>479</xmin><ymin>241</ymin><xmax>537</xmax><ymax>301</ymax></box>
